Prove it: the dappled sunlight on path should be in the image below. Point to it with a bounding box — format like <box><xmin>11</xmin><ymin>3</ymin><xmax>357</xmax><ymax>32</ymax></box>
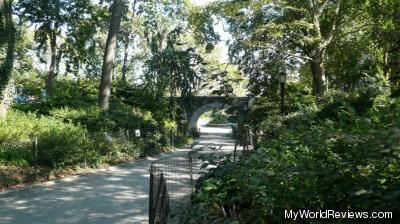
<box><xmin>0</xmin><ymin>124</ymin><xmax>234</xmax><ymax>224</ymax></box>
<box><xmin>0</xmin><ymin>160</ymin><xmax>151</xmax><ymax>224</ymax></box>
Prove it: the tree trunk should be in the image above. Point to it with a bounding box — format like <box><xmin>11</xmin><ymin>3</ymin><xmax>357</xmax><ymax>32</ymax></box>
<box><xmin>0</xmin><ymin>0</ymin><xmax>5</xmax><ymax>17</ymax></box>
<box><xmin>0</xmin><ymin>0</ymin><xmax>15</xmax><ymax>84</ymax></box>
<box><xmin>46</xmin><ymin>30</ymin><xmax>57</xmax><ymax>95</ymax></box>
<box><xmin>121</xmin><ymin>38</ymin><xmax>129</xmax><ymax>82</ymax></box>
<box><xmin>121</xmin><ymin>0</ymin><xmax>137</xmax><ymax>83</ymax></box>
<box><xmin>169</xmin><ymin>77</ymin><xmax>177</xmax><ymax>147</ymax></box>
<box><xmin>383</xmin><ymin>51</ymin><xmax>390</xmax><ymax>80</ymax></box>
<box><xmin>310</xmin><ymin>49</ymin><xmax>327</xmax><ymax>96</ymax></box>
<box><xmin>0</xmin><ymin>0</ymin><xmax>15</xmax><ymax>118</ymax></box>
<box><xmin>99</xmin><ymin>0</ymin><xmax>124</xmax><ymax>110</ymax></box>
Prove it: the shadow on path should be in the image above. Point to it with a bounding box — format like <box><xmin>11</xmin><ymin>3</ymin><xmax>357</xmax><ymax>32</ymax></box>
<box><xmin>0</xmin><ymin>125</ymin><xmax>234</xmax><ymax>224</ymax></box>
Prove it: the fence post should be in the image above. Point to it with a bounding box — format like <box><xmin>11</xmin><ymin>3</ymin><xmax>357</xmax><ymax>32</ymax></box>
<box><xmin>127</xmin><ymin>129</ymin><xmax>130</xmax><ymax>145</ymax></box>
<box><xmin>254</xmin><ymin>130</ymin><xmax>258</xmax><ymax>148</ymax></box>
<box><xmin>32</xmin><ymin>137</ymin><xmax>38</xmax><ymax>177</ymax></box>
<box><xmin>189</xmin><ymin>155</ymin><xmax>193</xmax><ymax>196</ymax></box>
<box><xmin>242</xmin><ymin>129</ymin><xmax>246</xmax><ymax>155</ymax></box>
<box><xmin>232</xmin><ymin>126</ymin><xmax>238</xmax><ymax>161</ymax></box>
<box><xmin>34</xmin><ymin>137</ymin><xmax>38</xmax><ymax>165</ymax></box>
<box><xmin>126</xmin><ymin>130</ymin><xmax>130</xmax><ymax>160</ymax></box>
<box><xmin>234</xmin><ymin>141</ymin><xmax>238</xmax><ymax>161</ymax></box>
<box><xmin>149</xmin><ymin>167</ymin><xmax>154</xmax><ymax>224</ymax></box>
<box><xmin>84</xmin><ymin>133</ymin><xmax>87</xmax><ymax>168</ymax></box>
<box><xmin>153</xmin><ymin>171</ymin><xmax>164</xmax><ymax>220</ymax></box>
<box><xmin>149</xmin><ymin>161</ymin><xmax>171</xmax><ymax>224</ymax></box>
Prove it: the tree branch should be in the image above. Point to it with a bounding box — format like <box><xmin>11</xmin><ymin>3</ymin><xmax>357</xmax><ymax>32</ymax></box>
<box><xmin>287</xmin><ymin>38</ymin><xmax>307</xmax><ymax>53</ymax></box>
<box><xmin>308</xmin><ymin>0</ymin><xmax>314</xmax><ymax>10</ymax></box>
<box><xmin>338</xmin><ymin>23</ymin><xmax>369</xmax><ymax>39</ymax></box>
<box><xmin>322</xmin><ymin>0</ymin><xmax>341</xmax><ymax>48</ymax></box>
<box><xmin>319</xmin><ymin>0</ymin><xmax>330</xmax><ymax>14</ymax></box>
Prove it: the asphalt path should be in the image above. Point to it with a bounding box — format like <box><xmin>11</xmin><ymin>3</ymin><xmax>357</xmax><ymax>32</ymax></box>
<box><xmin>0</xmin><ymin>125</ymin><xmax>234</xmax><ymax>224</ymax></box>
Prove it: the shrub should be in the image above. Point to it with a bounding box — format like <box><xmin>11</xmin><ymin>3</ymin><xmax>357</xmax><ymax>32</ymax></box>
<box><xmin>12</xmin><ymin>78</ymin><xmax>98</xmax><ymax>115</ymax></box>
<box><xmin>0</xmin><ymin>111</ymin><xmax>91</xmax><ymax>167</ymax></box>
<box><xmin>0</xmin><ymin>143</ymin><xmax>32</xmax><ymax>166</ymax></box>
<box><xmin>207</xmin><ymin>109</ymin><xmax>235</xmax><ymax>124</ymax></box>
<box><xmin>187</xmin><ymin>91</ymin><xmax>400</xmax><ymax>223</ymax></box>
<box><xmin>13</xmin><ymin>72</ymin><xmax>45</xmax><ymax>96</ymax></box>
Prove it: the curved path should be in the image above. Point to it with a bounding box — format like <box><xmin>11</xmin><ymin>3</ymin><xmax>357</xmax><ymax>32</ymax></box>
<box><xmin>0</xmin><ymin>125</ymin><xmax>234</xmax><ymax>224</ymax></box>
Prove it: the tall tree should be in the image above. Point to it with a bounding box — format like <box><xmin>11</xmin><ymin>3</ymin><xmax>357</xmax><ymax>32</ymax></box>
<box><xmin>207</xmin><ymin>0</ymin><xmax>363</xmax><ymax>96</ymax></box>
<box><xmin>0</xmin><ymin>0</ymin><xmax>15</xmax><ymax>91</ymax></box>
<box><xmin>140</xmin><ymin>0</ymin><xmax>210</xmax><ymax>141</ymax></box>
<box><xmin>301</xmin><ymin>0</ymin><xmax>343</xmax><ymax>96</ymax></box>
<box><xmin>18</xmin><ymin>0</ymin><xmax>61</xmax><ymax>95</ymax></box>
<box><xmin>18</xmin><ymin>0</ymin><xmax>95</xmax><ymax>95</ymax></box>
<box><xmin>99</xmin><ymin>0</ymin><xmax>124</xmax><ymax>110</ymax></box>
<box><xmin>144</xmin><ymin>28</ymin><xmax>206</xmax><ymax>143</ymax></box>
<box><xmin>367</xmin><ymin>0</ymin><xmax>400</xmax><ymax>81</ymax></box>
<box><xmin>0</xmin><ymin>0</ymin><xmax>15</xmax><ymax>117</ymax></box>
<box><xmin>62</xmin><ymin>3</ymin><xmax>108</xmax><ymax>78</ymax></box>
<box><xmin>119</xmin><ymin>0</ymin><xmax>137</xmax><ymax>83</ymax></box>
<box><xmin>120</xmin><ymin>29</ymin><xmax>131</xmax><ymax>82</ymax></box>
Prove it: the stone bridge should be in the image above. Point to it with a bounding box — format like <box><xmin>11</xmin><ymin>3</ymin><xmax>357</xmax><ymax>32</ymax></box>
<box><xmin>118</xmin><ymin>90</ymin><xmax>249</xmax><ymax>133</ymax></box>
<box><xmin>175</xmin><ymin>96</ymin><xmax>248</xmax><ymax>132</ymax></box>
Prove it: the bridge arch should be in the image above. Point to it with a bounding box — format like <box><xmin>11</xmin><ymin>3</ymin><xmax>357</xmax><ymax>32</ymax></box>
<box><xmin>188</xmin><ymin>102</ymin><xmax>226</xmax><ymax>131</ymax></box>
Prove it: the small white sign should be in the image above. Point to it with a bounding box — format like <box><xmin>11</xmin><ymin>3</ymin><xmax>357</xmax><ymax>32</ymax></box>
<box><xmin>135</xmin><ymin>129</ymin><xmax>141</xmax><ymax>137</ymax></box>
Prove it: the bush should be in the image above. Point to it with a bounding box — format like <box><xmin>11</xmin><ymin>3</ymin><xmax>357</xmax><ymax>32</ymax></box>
<box><xmin>6</xmin><ymin>77</ymin><xmax>187</xmax><ymax>171</ymax></box>
<box><xmin>0</xmin><ymin>111</ymin><xmax>91</xmax><ymax>167</ymax></box>
<box><xmin>0</xmin><ymin>143</ymin><xmax>32</xmax><ymax>166</ymax></box>
<box><xmin>12</xmin><ymin>78</ymin><xmax>98</xmax><ymax>115</ymax></box>
<box><xmin>207</xmin><ymin>109</ymin><xmax>235</xmax><ymax>124</ymax></box>
<box><xmin>0</xmin><ymin>109</ymin><xmax>161</xmax><ymax>168</ymax></box>
<box><xmin>13</xmin><ymin>72</ymin><xmax>45</xmax><ymax>96</ymax></box>
<box><xmin>187</xmin><ymin>91</ymin><xmax>400</xmax><ymax>223</ymax></box>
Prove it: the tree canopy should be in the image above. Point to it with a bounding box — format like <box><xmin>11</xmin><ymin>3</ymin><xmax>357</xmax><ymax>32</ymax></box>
<box><xmin>1</xmin><ymin>0</ymin><xmax>400</xmax><ymax>222</ymax></box>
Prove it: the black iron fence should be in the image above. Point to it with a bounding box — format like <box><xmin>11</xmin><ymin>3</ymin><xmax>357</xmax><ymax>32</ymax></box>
<box><xmin>149</xmin><ymin>126</ymin><xmax>257</xmax><ymax>223</ymax></box>
<box><xmin>149</xmin><ymin>165</ymin><xmax>170</xmax><ymax>224</ymax></box>
<box><xmin>148</xmin><ymin>148</ymin><xmax>234</xmax><ymax>223</ymax></box>
<box><xmin>149</xmin><ymin>155</ymin><xmax>193</xmax><ymax>224</ymax></box>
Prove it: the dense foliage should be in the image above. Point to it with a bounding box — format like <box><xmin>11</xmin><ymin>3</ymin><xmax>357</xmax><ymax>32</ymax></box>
<box><xmin>0</xmin><ymin>111</ymin><xmax>89</xmax><ymax>167</ymax></box>
<box><xmin>183</xmin><ymin>2</ymin><xmax>400</xmax><ymax>221</ymax></box>
<box><xmin>1</xmin><ymin>0</ymin><xmax>222</xmax><ymax>190</ymax></box>
<box><xmin>201</xmin><ymin>109</ymin><xmax>235</xmax><ymax>125</ymax></box>
<box><xmin>1</xmin><ymin>0</ymin><xmax>400</xmax><ymax>223</ymax></box>
<box><xmin>185</xmin><ymin>84</ymin><xmax>400</xmax><ymax>223</ymax></box>
<box><xmin>0</xmin><ymin>77</ymin><xmax>181</xmax><ymax>189</ymax></box>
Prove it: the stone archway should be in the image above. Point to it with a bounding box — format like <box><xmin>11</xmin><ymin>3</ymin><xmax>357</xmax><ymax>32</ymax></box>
<box><xmin>188</xmin><ymin>102</ymin><xmax>225</xmax><ymax>131</ymax></box>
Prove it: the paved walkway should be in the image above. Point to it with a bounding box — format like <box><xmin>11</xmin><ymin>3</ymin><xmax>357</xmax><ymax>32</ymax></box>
<box><xmin>0</xmin><ymin>125</ymin><xmax>234</xmax><ymax>224</ymax></box>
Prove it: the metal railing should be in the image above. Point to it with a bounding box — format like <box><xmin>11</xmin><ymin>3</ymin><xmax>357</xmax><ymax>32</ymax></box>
<box><xmin>148</xmin><ymin>126</ymin><xmax>257</xmax><ymax>223</ymax></box>
<box><xmin>149</xmin><ymin>165</ymin><xmax>170</xmax><ymax>224</ymax></box>
<box><xmin>148</xmin><ymin>146</ymin><xmax>230</xmax><ymax>223</ymax></box>
<box><xmin>149</xmin><ymin>154</ymin><xmax>194</xmax><ymax>224</ymax></box>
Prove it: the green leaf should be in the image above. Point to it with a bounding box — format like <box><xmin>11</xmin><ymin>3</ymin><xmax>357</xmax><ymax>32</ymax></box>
<box><xmin>203</xmin><ymin>181</ymin><xmax>218</xmax><ymax>191</ymax></box>
<box><xmin>354</xmin><ymin>189</ymin><xmax>368</xmax><ymax>196</ymax></box>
